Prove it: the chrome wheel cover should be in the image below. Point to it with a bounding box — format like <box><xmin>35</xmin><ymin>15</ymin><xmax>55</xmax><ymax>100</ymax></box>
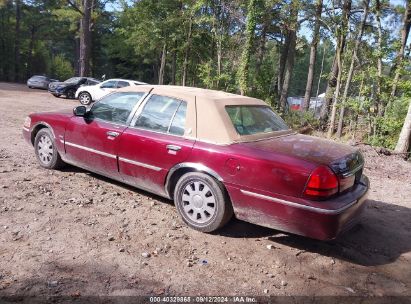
<box><xmin>181</xmin><ymin>180</ymin><xmax>216</xmax><ymax>224</ymax></box>
<box><xmin>79</xmin><ymin>93</ymin><xmax>90</xmax><ymax>104</ymax></box>
<box><xmin>37</xmin><ymin>135</ymin><xmax>53</xmax><ymax>165</ymax></box>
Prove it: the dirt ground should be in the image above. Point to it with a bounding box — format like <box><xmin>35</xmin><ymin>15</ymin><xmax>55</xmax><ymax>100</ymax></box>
<box><xmin>0</xmin><ymin>82</ymin><xmax>410</xmax><ymax>300</ymax></box>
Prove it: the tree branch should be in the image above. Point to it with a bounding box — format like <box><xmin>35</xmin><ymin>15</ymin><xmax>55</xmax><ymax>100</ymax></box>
<box><xmin>67</xmin><ymin>0</ymin><xmax>84</xmax><ymax>16</ymax></box>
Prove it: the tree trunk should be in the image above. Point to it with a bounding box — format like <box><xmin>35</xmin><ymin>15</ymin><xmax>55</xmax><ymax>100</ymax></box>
<box><xmin>336</xmin><ymin>0</ymin><xmax>370</xmax><ymax>138</ymax></box>
<box><xmin>395</xmin><ymin>100</ymin><xmax>411</xmax><ymax>154</ymax></box>
<box><xmin>319</xmin><ymin>56</ymin><xmax>338</xmax><ymax>122</ymax></box>
<box><xmin>216</xmin><ymin>36</ymin><xmax>222</xmax><ymax>88</ymax></box>
<box><xmin>277</xmin><ymin>33</ymin><xmax>289</xmax><ymax>97</ymax></box>
<box><xmin>375</xmin><ymin>0</ymin><xmax>384</xmax><ymax>117</ymax></box>
<box><xmin>0</xmin><ymin>7</ymin><xmax>6</xmax><ymax>79</ymax></box>
<box><xmin>74</xmin><ymin>35</ymin><xmax>80</xmax><ymax>76</ymax></box>
<box><xmin>390</xmin><ymin>1</ymin><xmax>411</xmax><ymax>98</ymax></box>
<box><xmin>320</xmin><ymin>0</ymin><xmax>352</xmax><ymax>125</ymax></box>
<box><xmin>158</xmin><ymin>42</ymin><xmax>167</xmax><ymax>85</ymax></box>
<box><xmin>26</xmin><ymin>26</ymin><xmax>36</xmax><ymax>79</ymax></box>
<box><xmin>182</xmin><ymin>17</ymin><xmax>192</xmax><ymax>86</ymax></box>
<box><xmin>14</xmin><ymin>0</ymin><xmax>21</xmax><ymax>82</ymax></box>
<box><xmin>315</xmin><ymin>43</ymin><xmax>327</xmax><ymax>99</ymax></box>
<box><xmin>303</xmin><ymin>0</ymin><xmax>323</xmax><ymax>111</ymax></box>
<box><xmin>255</xmin><ymin>11</ymin><xmax>269</xmax><ymax>80</ymax></box>
<box><xmin>238</xmin><ymin>0</ymin><xmax>257</xmax><ymax>96</ymax></box>
<box><xmin>279</xmin><ymin>1</ymin><xmax>299</xmax><ymax>112</ymax></box>
<box><xmin>171</xmin><ymin>41</ymin><xmax>177</xmax><ymax>85</ymax></box>
<box><xmin>79</xmin><ymin>0</ymin><xmax>92</xmax><ymax>77</ymax></box>
<box><xmin>326</xmin><ymin>0</ymin><xmax>352</xmax><ymax>137</ymax></box>
<box><xmin>279</xmin><ymin>30</ymin><xmax>296</xmax><ymax>111</ymax></box>
<box><xmin>327</xmin><ymin>47</ymin><xmax>343</xmax><ymax>138</ymax></box>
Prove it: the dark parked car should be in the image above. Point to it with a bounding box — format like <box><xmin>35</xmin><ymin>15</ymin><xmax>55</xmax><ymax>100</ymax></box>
<box><xmin>48</xmin><ymin>77</ymin><xmax>100</xmax><ymax>99</ymax></box>
<box><xmin>27</xmin><ymin>75</ymin><xmax>58</xmax><ymax>90</ymax></box>
<box><xmin>23</xmin><ymin>85</ymin><xmax>369</xmax><ymax>240</ymax></box>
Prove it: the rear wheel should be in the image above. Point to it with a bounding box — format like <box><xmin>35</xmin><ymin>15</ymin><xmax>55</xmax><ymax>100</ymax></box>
<box><xmin>52</xmin><ymin>93</ymin><xmax>60</xmax><ymax>98</ymax></box>
<box><xmin>174</xmin><ymin>172</ymin><xmax>233</xmax><ymax>232</ymax></box>
<box><xmin>79</xmin><ymin>92</ymin><xmax>92</xmax><ymax>105</ymax></box>
<box><xmin>34</xmin><ymin>128</ymin><xmax>65</xmax><ymax>169</ymax></box>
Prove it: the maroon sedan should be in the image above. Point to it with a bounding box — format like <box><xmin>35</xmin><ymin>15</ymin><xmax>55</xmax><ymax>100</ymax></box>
<box><xmin>23</xmin><ymin>85</ymin><xmax>369</xmax><ymax>240</ymax></box>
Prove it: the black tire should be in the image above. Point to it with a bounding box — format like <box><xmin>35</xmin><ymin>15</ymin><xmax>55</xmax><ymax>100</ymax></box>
<box><xmin>174</xmin><ymin>172</ymin><xmax>233</xmax><ymax>233</ymax></box>
<box><xmin>78</xmin><ymin>92</ymin><xmax>92</xmax><ymax>105</ymax></box>
<box><xmin>34</xmin><ymin>128</ymin><xmax>65</xmax><ymax>170</ymax></box>
<box><xmin>66</xmin><ymin>89</ymin><xmax>75</xmax><ymax>99</ymax></box>
<box><xmin>52</xmin><ymin>93</ymin><xmax>60</xmax><ymax>98</ymax></box>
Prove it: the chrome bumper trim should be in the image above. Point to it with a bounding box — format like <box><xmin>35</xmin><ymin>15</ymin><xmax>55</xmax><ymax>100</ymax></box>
<box><xmin>240</xmin><ymin>189</ymin><xmax>358</xmax><ymax>215</ymax></box>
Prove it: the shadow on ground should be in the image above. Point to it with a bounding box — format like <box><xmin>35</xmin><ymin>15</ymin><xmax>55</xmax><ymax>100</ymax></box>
<box><xmin>217</xmin><ymin>199</ymin><xmax>411</xmax><ymax>267</ymax></box>
<box><xmin>266</xmin><ymin>200</ymin><xmax>411</xmax><ymax>266</ymax></box>
<box><xmin>60</xmin><ymin>166</ymin><xmax>411</xmax><ymax>267</ymax></box>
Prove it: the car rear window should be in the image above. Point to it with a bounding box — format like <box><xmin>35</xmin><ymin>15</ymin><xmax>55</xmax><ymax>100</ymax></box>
<box><xmin>225</xmin><ymin>105</ymin><xmax>289</xmax><ymax>136</ymax></box>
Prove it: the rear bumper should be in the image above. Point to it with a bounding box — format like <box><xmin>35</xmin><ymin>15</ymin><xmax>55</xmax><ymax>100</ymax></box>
<box><xmin>228</xmin><ymin>175</ymin><xmax>369</xmax><ymax>240</ymax></box>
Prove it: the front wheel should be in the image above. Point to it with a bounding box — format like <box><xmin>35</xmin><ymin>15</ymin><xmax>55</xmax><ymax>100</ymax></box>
<box><xmin>78</xmin><ymin>92</ymin><xmax>92</xmax><ymax>105</ymax></box>
<box><xmin>34</xmin><ymin>128</ymin><xmax>65</xmax><ymax>169</ymax></box>
<box><xmin>174</xmin><ymin>172</ymin><xmax>233</xmax><ymax>232</ymax></box>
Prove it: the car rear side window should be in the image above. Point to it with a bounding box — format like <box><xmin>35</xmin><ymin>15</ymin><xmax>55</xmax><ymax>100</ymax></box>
<box><xmin>90</xmin><ymin>92</ymin><xmax>144</xmax><ymax>124</ymax></box>
<box><xmin>225</xmin><ymin>105</ymin><xmax>289</xmax><ymax>135</ymax></box>
<box><xmin>117</xmin><ymin>81</ymin><xmax>130</xmax><ymax>88</ymax></box>
<box><xmin>87</xmin><ymin>80</ymin><xmax>99</xmax><ymax>85</ymax></box>
<box><xmin>100</xmin><ymin>81</ymin><xmax>117</xmax><ymax>89</ymax></box>
<box><xmin>133</xmin><ymin>94</ymin><xmax>186</xmax><ymax>135</ymax></box>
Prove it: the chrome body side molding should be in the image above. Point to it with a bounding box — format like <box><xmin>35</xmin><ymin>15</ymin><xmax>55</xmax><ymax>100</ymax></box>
<box><xmin>118</xmin><ymin>157</ymin><xmax>162</xmax><ymax>172</ymax></box>
<box><xmin>59</xmin><ymin>155</ymin><xmax>169</xmax><ymax>198</ymax></box>
<box><xmin>64</xmin><ymin>141</ymin><xmax>117</xmax><ymax>159</ymax></box>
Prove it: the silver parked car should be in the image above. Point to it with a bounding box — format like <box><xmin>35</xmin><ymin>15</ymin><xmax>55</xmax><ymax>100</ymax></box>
<box><xmin>27</xmin><ymin>75</ymin><xmax>59</xmax><ymax>90</ymax></box>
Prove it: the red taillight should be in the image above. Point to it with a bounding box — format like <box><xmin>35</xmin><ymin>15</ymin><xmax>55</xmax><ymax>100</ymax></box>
<box><xmin>304</xmin><ymin>166</ymin><xmax>339</xmax><ymax>199</ymax></box>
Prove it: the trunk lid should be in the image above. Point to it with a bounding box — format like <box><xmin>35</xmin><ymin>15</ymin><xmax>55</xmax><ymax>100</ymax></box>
<box><xmin>240</xmin><ymin>133</ymin><xmax>357</xmax><ymax>165</ymax></box>
<box><xmin>240</xmin><ymin>133</ymin><xmax>364</xmax><ymax>194</ymax></box>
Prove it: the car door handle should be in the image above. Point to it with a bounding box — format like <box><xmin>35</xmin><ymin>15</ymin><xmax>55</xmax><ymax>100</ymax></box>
<box><xmin>106</xmin><ymin>131</ymin><xmax>120</xmax><ymax>137</ymax></box>
<box><xmin>166</xmin><ymin>144</ymin><xmax>181</xmax><ymax>152</ymax></box>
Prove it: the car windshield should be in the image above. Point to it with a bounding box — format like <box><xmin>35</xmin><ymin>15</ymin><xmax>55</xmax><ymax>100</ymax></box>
<box><xmin>64</xmin><ymin>77</ymin><xmax>81</xmax><ymax>83</ymax></box>
<box><xmin>226</xmin><ymin>105</ymin><xmax>289</xmax><ymax>136</ymax></box>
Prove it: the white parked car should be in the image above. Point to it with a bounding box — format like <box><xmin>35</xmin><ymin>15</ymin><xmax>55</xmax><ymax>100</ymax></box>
<box><xmin>75</xmin><ymin>79</ymin><xmax>147</xmax><ymax>105</ymax></box>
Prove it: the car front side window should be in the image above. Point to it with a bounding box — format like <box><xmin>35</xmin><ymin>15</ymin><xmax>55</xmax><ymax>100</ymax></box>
<box><xmin>89</xmin><ymin>92</ymin><xmax>144</xmax><ymax>124</ymax></box>
<box><xmin>133</xmin><ymin>94</ymin><xmax>186</xmax><ymax>135</ymax></box>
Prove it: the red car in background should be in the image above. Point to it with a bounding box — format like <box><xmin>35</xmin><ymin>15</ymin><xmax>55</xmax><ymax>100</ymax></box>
<box><xmin>23</xmin><ymin>85</ymin><xmax>369</xmax><ymax>240</ymax></box>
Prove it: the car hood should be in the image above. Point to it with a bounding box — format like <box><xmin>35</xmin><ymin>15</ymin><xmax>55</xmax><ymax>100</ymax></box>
<box><xmin>31</xmin><ymin>110</ymin><xmax>73</xmax><ymax>119</ymax></box>
<box><xmin>239</xmin><ymin>133</ymin><xmax>358</xmax><ymax>167</ymax></box>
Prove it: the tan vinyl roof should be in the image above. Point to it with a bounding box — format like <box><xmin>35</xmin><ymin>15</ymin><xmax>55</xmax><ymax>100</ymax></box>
<box><xmin>117</xmin><ymin>85</ymin><xmax>292</xmax><ymax>145</ymax></box>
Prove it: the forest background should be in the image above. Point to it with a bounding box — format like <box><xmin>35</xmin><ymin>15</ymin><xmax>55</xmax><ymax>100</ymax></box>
<box><xmin>1</xmin><ymin>0</ymin><xmax>410</xmax><ymax>155</ymax></box>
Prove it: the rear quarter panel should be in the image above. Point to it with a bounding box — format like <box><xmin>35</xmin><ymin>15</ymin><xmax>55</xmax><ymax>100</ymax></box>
<box><xmin>189</xmin><ymin>141</ymin><xmax>317</xmax><ymax>198</ymax></box>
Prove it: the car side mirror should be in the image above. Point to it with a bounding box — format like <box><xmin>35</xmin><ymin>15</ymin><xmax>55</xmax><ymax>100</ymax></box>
<box><xmin>73</xmin><ymin>106</ymin><xmax>87</xmax><ymax>117</ymax></box>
